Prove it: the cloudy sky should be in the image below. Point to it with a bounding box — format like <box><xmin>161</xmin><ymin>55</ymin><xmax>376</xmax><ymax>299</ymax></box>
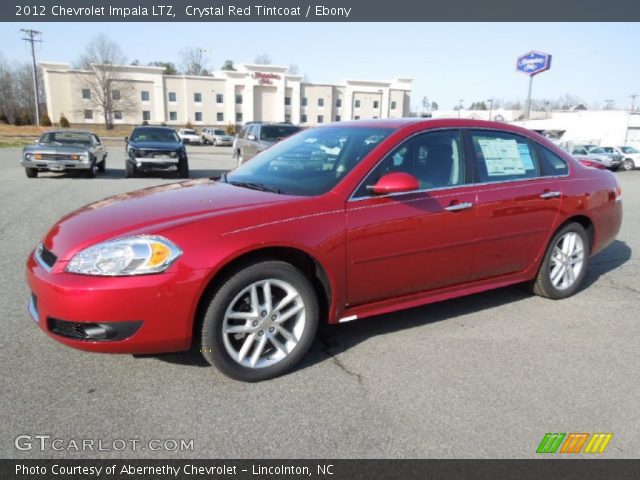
<box><xmin>2</xmin><ymin>22</ymin><xmax>638</xmax><ymax>110</ymax></box>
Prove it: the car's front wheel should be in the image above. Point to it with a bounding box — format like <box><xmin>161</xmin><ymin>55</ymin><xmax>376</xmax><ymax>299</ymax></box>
<box><xmin>200</xmin><ymin>261</ymin><xmax>319</xmax><ymax>382</ymax></box>
<box><xmin>25</xmin><ymin>168</ymin><xmax>38</xmax><ymax>178</ymax></box>
<box><xmin>623</xmin><ymin>158</ymin><xmax>635</xmax><ymax>171</ymax></box>
<box><xmin>178</xmin><ymin>158</ymin><xmax>189</xmax><ymax>178</ymax></box>
<box><xmin>532</xmin><ymin>222</ymin><xmax>590</xmax><ymax>299</ymax></box>
<box><xmin>125</xmin><ymin>160</ymin><xmax>137</xmax><ymax>178</ymax></box>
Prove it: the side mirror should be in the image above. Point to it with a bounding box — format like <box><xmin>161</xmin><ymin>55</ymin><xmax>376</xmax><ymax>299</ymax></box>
<box><xmin>247</xmin><ymin>134</ymin><xmax>256</xmax><ymax>141</ymax></box>
<box><xmin>367</xmin><ymin>172</ymin><xmax>420</xmax><ymax>195</ymax></box>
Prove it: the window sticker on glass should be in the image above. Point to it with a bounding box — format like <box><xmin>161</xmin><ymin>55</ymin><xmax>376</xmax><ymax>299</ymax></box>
<box><xmin>477</xmin><ymin>138</ymin><xmax>526</xmax><ymax>176</ymax></box>
<box><xmin>517</xmin><ymin>143</ymin><xmax>535</xmax><ymax>170</ymax></box>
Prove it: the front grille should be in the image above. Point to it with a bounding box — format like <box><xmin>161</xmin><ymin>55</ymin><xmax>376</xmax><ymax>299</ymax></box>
<box><xmin>38</xmin><ymin>244</ymin><xmax>57</xmax><ymax>268</ymax></box>
<box><xmin>36</xmin><ymin>153</ymin><xmax>80</xmax><ymax>161</ymax></box>
<box><xmin>136</xmin><ymin>150</ymin><xmax>176</xmax><ymax>158</ymax></box>
<box><xmin>48</xmin><ymin>318</ymin><xmax>92</xmax><ymax>340</ymax></box>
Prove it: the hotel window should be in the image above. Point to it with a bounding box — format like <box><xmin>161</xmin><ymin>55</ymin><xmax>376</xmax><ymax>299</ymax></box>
<box><xmin>216</xmin><ymin>94</ymin><xmax>223</xmax><ymax>103</ymax></box>
<box><xmin>336</xmin><ymin>98</ymin><xmax>342</xmax><ymax>108</ymax></box>
<box><xmin>141</xmin><ymin>91</ymin><xmax>150</xmax><ymax>101</ymax></box>
<box><xmin>82</xmin><ymin>89</ymin><xmax>91</xmax><ymax>99</ymax></box>
<box><xmin>142</xmin><ymin>111</ymin><xmax>151</xmax><ymax>121</ymax></box>
<box><xmin>84</xmin><ymin>109</ymin><xmax>93</xmax><ymax>120</ymax></box>
<box><xmin>195</xmin><ymin>112</ymin><xmax>203</xmax><ymax>122</ymax></box>
<box><xmin>113</xmin><ymin>110</ymin><xmax>123</xmax><ymax>120</ymax></box>
<box><xmin>236</xmin><ymin>112</ymin><xmax>243</xmax><ymax>122</ymax></box>
<box><xmin>285</xmin><ymin>97</ymin><xmax>291</xmax><ymax>106</ymax></box>
<box><xmin>354</xmin><ymin>115</ymin><xmax>360</xmax><ymax>120</ymax></box>
<box><xmin>168</xmin><ymin>92</ymin><xmax>177</xmax><ymax>102</ymax></box>
<box><xmin>217</xmin><ymin>112</ymin><xmax>224</xmax><ymax>122</ymax></box>
<box><xmin>318</xmin><ymin>98</ymin><xmax>324</xmax><ymax>107</ymax></box>
<box><xmin>301</xmin><ymin>114</ymin><xmax>307</xmax><ymax>123</ymax></box>
<box><xmin>285</xmin><ymin>114</ymin><xmax>291</xmax><ymax>122</ymax></box>
<box><xmin>301</xmin><ymin>97</ymin><xmax>308</xmax><ymax>107</ymax></box>
<box><xmin>112</xmin><ymin>90</ymin><xmax>120</xmax><ymax>101</ymax></box>
<box><xmin>373</xmin><ymin>100</ymin><xmax>379</xmax><ymax>109</ymax></box>
<box><xmin>169</xmin><ymin>111</ymin><xmax>177</xmax><ymax>121</ymax></box>
<box><xmin>194</xmin><ymin>92</ymin><xmax>202</xmax><ymax>103</ymax></box>
<box><xmin>235</xmin><ymin>94</ymin><xmax>243</xmax><ymax>104</ymax></box>
<box><xmin>317</xmin><ymin>115</ymin><xmax>324</xmax><ymax>124</ymax></box>
<box><xmin>335</xmin><ymin>115</ymin><xmax>341</xmax><ymax>122</ymax></box>
<box><xmin>355</xmin><ymin>100</ymin><xmax>361</xmax><ymax>108</ymax></box>
<box><xmin>391</xmin><ymin>101</ymin><xmax>397</xmax><ymax>110</ymax></box>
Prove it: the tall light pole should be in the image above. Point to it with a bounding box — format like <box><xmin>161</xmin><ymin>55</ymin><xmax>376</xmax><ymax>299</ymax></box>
<box><xmin>487</xmin><ymin>99</ymin><xmax>493</xmax><ymax>121</ymax></box>
<box><xmin>630</xmin><ymin>94</ymin><xmax>638</xmax><ymax>112</ymax></box>
<box><xmin>21</xmin><ymin>29</ymin><xmax>43</xmax><ymax>126</ymax></box>
<box><xmin>457</xmin><ymin>99</ymin><xmax>463</xmax><ymax>118</ymax></box>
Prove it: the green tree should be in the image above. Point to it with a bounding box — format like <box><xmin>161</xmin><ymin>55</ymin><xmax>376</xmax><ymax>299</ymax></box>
<box><xmin>221</xmin><ymin>60</ymin><xmax>236</xmax><ymax>71</ymax></box>
<box><xmin>149</xmin><ymin>61</ymin><xmax>178</xmax><ymax>75</ymax></box>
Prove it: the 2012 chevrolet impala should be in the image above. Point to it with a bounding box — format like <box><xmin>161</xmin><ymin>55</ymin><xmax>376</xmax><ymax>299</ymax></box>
<box><xmin>26</xmin><ymin>119</ymin><xmax>622</xmax><ymax>381</ymax></box>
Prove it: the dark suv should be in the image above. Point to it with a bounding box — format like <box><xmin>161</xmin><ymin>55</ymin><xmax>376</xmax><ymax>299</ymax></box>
<box><xmin>125</xmin><ymin>126</ymin><xmax>189</xmax><ymax>178</ymax></box>
<box><xmin>235</xmin><ymin>122</ymin><xmax>301</xmax><ymax>165</ymax></box>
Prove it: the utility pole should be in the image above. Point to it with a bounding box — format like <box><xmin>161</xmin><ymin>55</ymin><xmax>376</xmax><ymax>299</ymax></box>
<box><xmin>458</xmin><ymin>99</ymin><xmax>463</xmax><ymax>118</ymax></box>
<box><xmin>487</xmin><ymin>99</ymin><xmax>493</xmax><ymax>121</ymax></box>
<box><xmin>21</xmin><ymin>29</ymin><xmax>42</xmax><ymax>126</ymax></box>
<box><xmin>630</xmin><ymin>94</ymin><xmax>638</xmax><ymax>112</ymax></box>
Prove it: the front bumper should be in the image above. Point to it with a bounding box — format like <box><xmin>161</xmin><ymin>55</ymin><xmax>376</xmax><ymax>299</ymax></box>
<box><xmin>214</xmin><ymin>139</ymin><xmax>233</xmax><ymax>146</ymax></box>
<box><xmin>26</xmin><ymin>250</ymin><xmax>209</xmax><ymax>354</ymax></box>
<box><xmin>21</xmin><ymin>159</ymin><xmax>91</xmax><ymax>171</ymax></box>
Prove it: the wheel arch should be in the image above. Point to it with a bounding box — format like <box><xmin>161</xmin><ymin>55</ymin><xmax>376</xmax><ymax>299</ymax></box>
<box><xmin>556</xmin><ymin>214</ymin><xmax>595</xmax><ymax>254</ymax></box>
<box><xmin>192</xmin><ymin>246</ymin><xmax>333</xmax><ymax>344</ymax></box>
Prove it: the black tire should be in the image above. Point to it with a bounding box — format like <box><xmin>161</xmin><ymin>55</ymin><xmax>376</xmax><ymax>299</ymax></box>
<box><xmin>200</xmin><ymin>261</ymin><xmax>319</xmax><ymax>382</ymax></box>
<box><xmin>125</xmin><ymin>160</ymin><xmax>136</xmax><ymax>178</ymax></box>
<box><xmin>84</xmin><ymin>160</ymin><xmax>97</xmax><ymax>178</ymax></box>
<box><xmin>178</xmin><ymin>157</ymin><xmax>189</xmax><ymax>178</ymax></box>
<box><xmin>97</xmin><ymin>158</ymin><xmax>106</xmax><ymax>173</ymax></box>
<box><xmin>25</xmin><ymin>168</ymin><xmax>38</xmax><ymax>178</ymax></box>
<box><xmin>532</xmin><ymin>222</ymin><xmax>590</xmax><ymax>299</ymax></box>
<box><xmin>623</xmin><ymin>158</ymin><xmax>635</xmax><ymax>171</ymax></box>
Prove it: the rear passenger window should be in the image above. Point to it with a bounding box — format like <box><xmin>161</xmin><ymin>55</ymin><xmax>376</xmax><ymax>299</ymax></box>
<box><xmin>537</xmin><ymin>146</ymin><xmax>569</xmax><ymax>176</ymax></box>
<box><xmin>470</xmin><ymin>131</ymin><xmax>540</xmax><ymax>182</ymax></box>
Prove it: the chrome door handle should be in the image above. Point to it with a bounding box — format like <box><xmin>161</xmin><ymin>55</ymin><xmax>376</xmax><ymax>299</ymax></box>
<box><xmin>445</xmin><ymin>202</ymin><xmax>473</xmax><ymax>212</ymax></box>
<box><xmin>540</xmin><ymin>191</ymin><xmax>561</xmax><ymax>199</ymax></box>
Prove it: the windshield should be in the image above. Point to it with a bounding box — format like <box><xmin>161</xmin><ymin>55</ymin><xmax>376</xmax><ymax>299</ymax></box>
<box><xmin>214</xmin><ymin>129</ymin><xmax>226</xmax><ymax>135</ymax></box>
<box><xmin>621</xmin><ymin>146</ymin><xmax>639</xmax><ymax>154</ymax></box>
<box><xmin>41</xmin><ymin>132</ymin><xmax>92</xmax><ymax>145</ymax></box>
<box><xmin>130</xmin><ymin>128</ymin><xmax>180</xmax><ymax>143</ymax></box>
<box><xmin>226</xmin><ymin>126</ymin><xmax>392</xmax><ymax>196</ymax></box>
<box><xmin>183</xmin><ymin>129</ymin><xmax>197</xmax><ymax>135</ymax></box>
<box><xmin>589</xmin><ymin>147</ymin><xmax>605</xmax><ymax>153</ymax></box>
<box><xmin>260</xmin><ymin>125</ymin><xmax>301</xmax><ymax>142</ymax></box>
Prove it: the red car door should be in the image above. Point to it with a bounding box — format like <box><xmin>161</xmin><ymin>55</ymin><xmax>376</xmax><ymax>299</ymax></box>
<box><xmin>346</xmin><ymin>130</ymin><xmax>478</xmax><ymax>306</ymax></box>
<box><xmin>466</xmin><ymin>130</ymin><xmax>563</xmax><ymax>281</ymax></box>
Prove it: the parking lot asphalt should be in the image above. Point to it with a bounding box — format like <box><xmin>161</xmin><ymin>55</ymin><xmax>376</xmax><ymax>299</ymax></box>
<box><xmin>0</xmin><ymin>144</ymin><xmax>638</xmax><ymax>459</ymax></box>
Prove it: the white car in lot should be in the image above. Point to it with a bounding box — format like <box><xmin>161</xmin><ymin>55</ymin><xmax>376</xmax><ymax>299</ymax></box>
<box><xmin>202</xmin><ymin>128</ymin><xmax>234</xmax><ymax>146</ymax></box>
<box><xmin>601</xmin><ymin>146</ymin><xmax>640</xmax><ymax>171</ymax></box>
<box><xmin>177</xmin><ymin>128</ymin><xmax>201</xmax><ymax>145</ymax></box>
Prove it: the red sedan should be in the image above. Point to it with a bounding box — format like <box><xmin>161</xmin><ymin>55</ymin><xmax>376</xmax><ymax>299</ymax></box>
<box><xmin>26</xmin><ymin>119</ymin><xmax>622</xmax><ymax>381</ymax></box>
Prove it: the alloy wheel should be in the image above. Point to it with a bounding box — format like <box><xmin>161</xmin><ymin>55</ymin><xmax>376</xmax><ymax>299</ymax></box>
<box><xmin>549</xmin><ymin>232</ymin><xmax>585</xmax><ymax>290</ymax></box>
<box><xmin>222</xmin><ymin>279</ymin><xmax>306</xmax><ymax>369</ymax></box>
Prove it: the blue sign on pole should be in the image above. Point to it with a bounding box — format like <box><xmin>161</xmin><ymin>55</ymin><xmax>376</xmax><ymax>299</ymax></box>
<box><xmin>516</xmin><ymin>51</ymin><xmax>552</xmax><ymax>76</ymax></box>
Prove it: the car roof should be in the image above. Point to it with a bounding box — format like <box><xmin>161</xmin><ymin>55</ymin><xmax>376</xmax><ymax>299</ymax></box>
<box><xmin>43</xmin><ymin>130</ymin><xmax>94</xmax><ymax>135</ymax></box>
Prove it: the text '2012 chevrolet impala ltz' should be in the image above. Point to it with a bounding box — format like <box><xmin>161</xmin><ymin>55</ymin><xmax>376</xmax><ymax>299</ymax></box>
<box><xmin>26</xmin><ymin>119</ymin><xmax>622</xmax><ymax>381</ymax></box>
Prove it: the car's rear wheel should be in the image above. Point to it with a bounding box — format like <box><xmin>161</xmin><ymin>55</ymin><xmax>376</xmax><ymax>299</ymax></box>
<box><xmin>623</xmin><ymin>158</ymin><xmax>635</xmax><ymax>171</ymax></box>
<box><xmin>25</xmin><ymin>168</ymin><xmax>38</xmax><ymax>178</ymax></box>
<box><xmin>178</xmin><ymin>158</ymin><xmax>189</xmax><ymax>178</ymax></box>
<box><xmin>125</xmin><ymin>160</ymin><xmax>137</xmax><ymax>178</ymax></box>
<box><xmin>98</xmin><ymin>158</ymin><xmax>106</xmax><ymax>173</ymax></box>
<box><xmin>200</xmin><ymin>261</ymin><xmax>319</xmax><ymax>382</ymax></box>
<box><xmin>532</xmin><ymin>222</ymin><xmax>589</xmax><ymax>299</ymax></box>
<box><xmin>84</xmin><ymin>160</ymin><xmax>97</xmax><ymax>178</ymax></box>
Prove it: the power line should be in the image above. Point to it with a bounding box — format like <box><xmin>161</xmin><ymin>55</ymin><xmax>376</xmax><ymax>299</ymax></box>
<box><xmin>20</xmin><ymin>29</ymin><xmax>42</xmax><ymax>126</ymax></box>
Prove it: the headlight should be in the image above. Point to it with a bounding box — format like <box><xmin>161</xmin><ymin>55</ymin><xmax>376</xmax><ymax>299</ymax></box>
<box><xmin>170</xmin><ymin>151</ymin><xmax>177</xmax><ymax>158</ymax></box>
<box><xmin>79</xmin><ymin>152</ymin><xmax>89</xmax><ymax>160</ymax></box>
<box><xmin>66</xmin><ymin>235</ymin><xmax>182</xmax><ymax>276</ymax></box>
<box><xmin>24</xmin><ymin>153</ymin><xmax>34</xmax><ymax>161</ymax></box>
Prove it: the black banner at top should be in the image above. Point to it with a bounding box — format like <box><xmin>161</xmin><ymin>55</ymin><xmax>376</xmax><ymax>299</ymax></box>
<box><xmin>4</xmin><ymin>0</ymin><xmax>640</xmax><ymax>22</ymax></box>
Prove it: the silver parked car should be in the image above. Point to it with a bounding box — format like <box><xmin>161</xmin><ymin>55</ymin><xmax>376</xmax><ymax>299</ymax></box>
<box><xmin>21</xmin><ymin>130</ymin><xmax>107</xmax><ymax>178</ymax></box>
<box><xmin>235</xmin><ymin>122</ymin><xmax>301</xmax><ymax>165</ymax></box>
<box><xmin>571</xmin><ymin>146</ymin><xmax>621</xmax><ymax>171</ymax></box>
<box><xmin>202</xmin><ymin>128</ymin><xmax>234</xmax><ymax>146</ymax></box>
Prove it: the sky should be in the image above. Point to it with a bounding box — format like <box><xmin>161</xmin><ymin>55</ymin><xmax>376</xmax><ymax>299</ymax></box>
<box><xmin>1</xmin><ymin>22</ymin><xmax>638</xmax><ymax>111</ymax></box>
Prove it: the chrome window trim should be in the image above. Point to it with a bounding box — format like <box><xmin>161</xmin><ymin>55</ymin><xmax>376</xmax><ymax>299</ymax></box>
<box><xmin>35</xmin><ymin>243</ymin><xmax>53</xmax><ymax>272</ymax></box>
<box><xmin>348</xmin><ymin>126</ymin><xmax>571</xmax><ymax>203</ymax></box>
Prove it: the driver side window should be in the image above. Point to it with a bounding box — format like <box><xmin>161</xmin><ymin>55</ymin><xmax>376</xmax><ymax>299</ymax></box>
<box><xmin>354</xmin><ymin>130</ymin><xmax>465</xmax><ymax>197</ymax></box>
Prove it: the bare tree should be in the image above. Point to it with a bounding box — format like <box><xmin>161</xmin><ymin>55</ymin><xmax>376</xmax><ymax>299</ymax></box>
<box><xmin>288</xmin><ymin>64</ymin><xmax>299</xmax><ymax>75</ymax></box>
<box><xmin>0</xmin><ymin>54</ymin><xmax>44</xmax><ymax>125</ymax></box>
<box><xmin>254</xmin><ymin>53</ymin><xmax>272</xmax><ymax>65</ymax></box>
<box><xmin>76</xmin><ymin>35</ymin><xmax>137</xmax><ymax>129</ymax></box>
<box><xmin>179</xmin><ymin>47</ymin><xmax>211</xmax><ymax>76</ymax></box>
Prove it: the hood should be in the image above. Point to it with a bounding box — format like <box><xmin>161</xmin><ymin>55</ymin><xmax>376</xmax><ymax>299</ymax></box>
<box><xmin>43</xmin><ymin>179</ymin><xmax>292</xmax><ymax>261</ymax></box>
<box><xmin>23</xmin><ymin>144</ymin><xmax>89</xmax><ymax>154</ymax></box>
<box><xmin>128</xmin><ymin>140</ymin><xmax>183</xmax><ymax>150</ymax></box>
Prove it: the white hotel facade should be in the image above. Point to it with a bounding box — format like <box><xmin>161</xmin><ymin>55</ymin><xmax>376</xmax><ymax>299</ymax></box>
<box><xmin>40</xmin><ymin>62</ymin><xmax>413</xmax><ymax>127</ymax></box>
